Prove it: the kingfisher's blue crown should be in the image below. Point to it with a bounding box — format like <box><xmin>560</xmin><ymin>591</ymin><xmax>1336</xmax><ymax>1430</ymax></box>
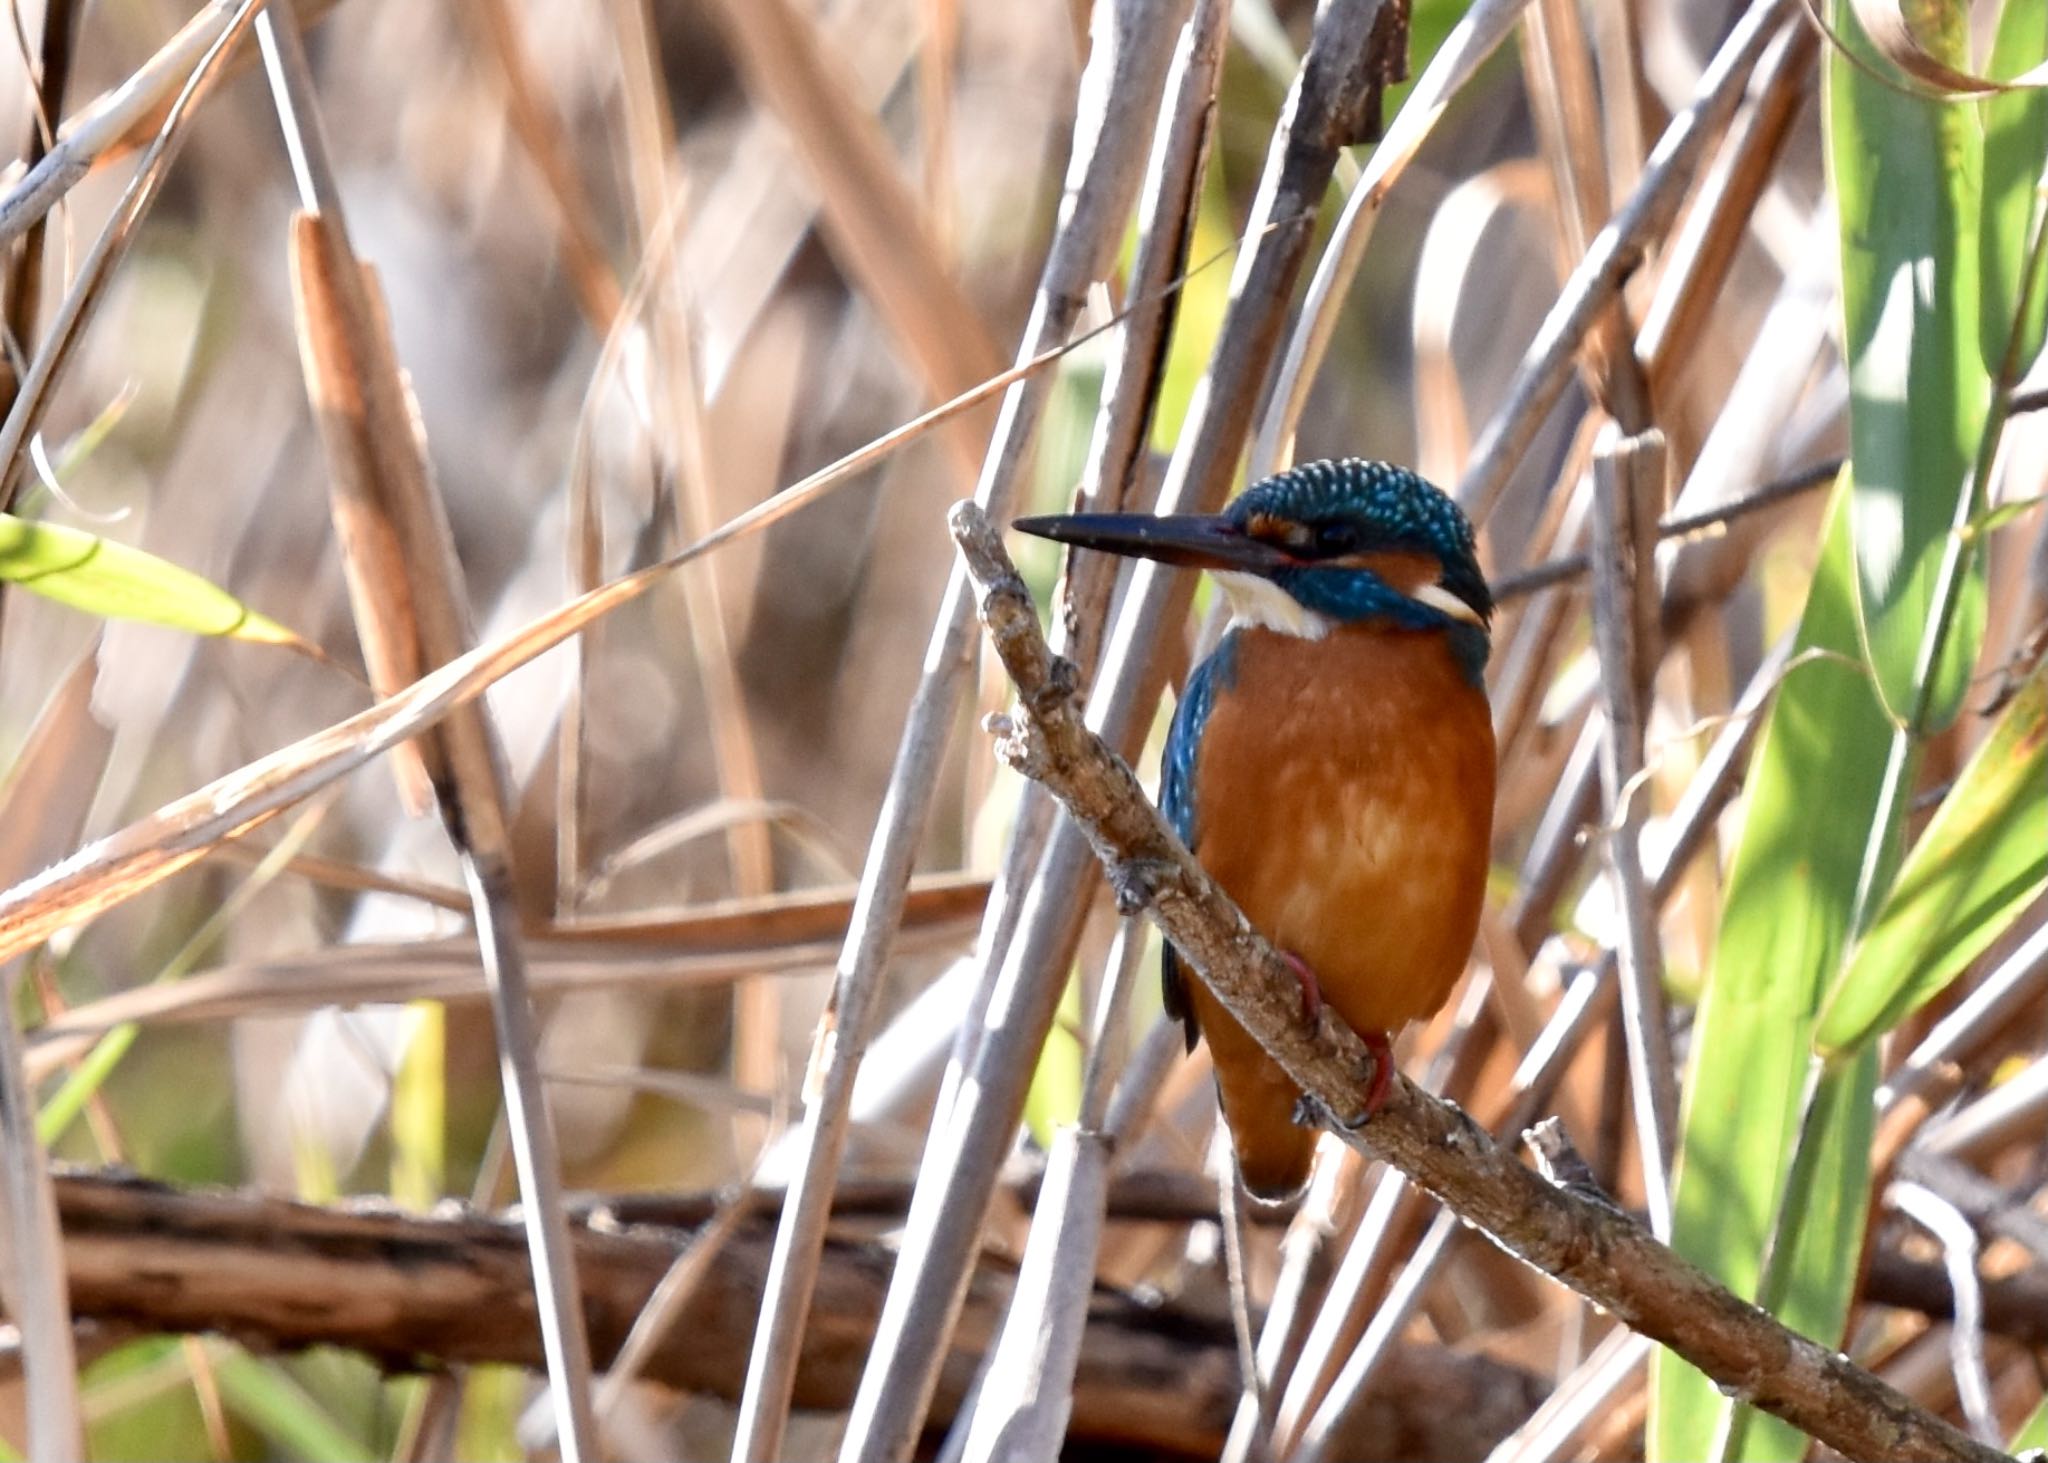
<box><xmin>1224</xmin><ymin>459</ymin><xmax>1491</xmax><ymax>631</ymax></box>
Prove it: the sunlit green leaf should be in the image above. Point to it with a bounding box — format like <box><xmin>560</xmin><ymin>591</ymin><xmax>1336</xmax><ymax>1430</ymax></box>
<box><xmin>1818</xmin><ymin>662</ymin><xmax>2048</xmax><ymax>1054</ymax></box>
<box><xmin>454</xmin><ymin>1365</ymin><xmax>527</xmax><ymax>1463</ymax></box>
<box><xmin>1652</xmin><ymin>481</ymin><xmax>1900</xmax><ymax>1462</ymax></box>
<box><xmin>1726</xmin><ymin>1051</ymin><xmax>1878</xmax><ymax>1462</ymax></box>
<box><xmin>2012</xmin><ymin>1390</ymin><xmax>2048</xmax><ymax>1452</ymax></box>
<box><xmin>0</xmin><ymin>513</ymin><xmax>312</xmax><ymax>650</ymax></box>
<box><xmin>1023</xmin><ymin>971</ymin><xmax>1085</xmax><ymax>1146</ymax></box>
<box><xmin>1981</xmin><ymin>0</ymin><xmax>2048</xmax><ymax>379</ymax></box>
<box><xmin>1973</xmin><ymin>492</ymin><xmax>2044</xmax><ymax>534</ymax></box>
<box><xmin>1657</xmin><ymin>7</ymin><xmax>2048</xmax><ymax>1457</ymax></box>
<box><xmin>391</xmin><ymin>1001</ymin><xmax>448</xmax><ymax>1207</ymax></box>
<box><xmin>1834</xmin><ymin>0</ymin><xmax>1990</xmax><ymax>732</ymax></box>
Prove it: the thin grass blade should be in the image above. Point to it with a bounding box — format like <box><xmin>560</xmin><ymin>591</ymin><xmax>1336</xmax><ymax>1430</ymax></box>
<box><xmin>1817</xmin><ymin>661</ymin><xmax>2048</xmax><ymax>1054</ymax></box>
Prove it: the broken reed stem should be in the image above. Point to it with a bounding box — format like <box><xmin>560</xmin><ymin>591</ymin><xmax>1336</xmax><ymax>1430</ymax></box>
<box><xmin>1588</xmin><ymin>428</ymin><xmax>1678</xmax><ymax>1237</ymax></box>
<box><xmin>948</xmin><ymin>500</ymin><xmax>2009</xmax><ymax>1463</ymax></box>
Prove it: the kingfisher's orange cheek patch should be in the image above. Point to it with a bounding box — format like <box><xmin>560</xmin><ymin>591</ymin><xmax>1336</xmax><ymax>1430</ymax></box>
<box><xmin>1242</xmin><ymin>512</ymin><xmax>1312</xmax><ymax>551</ymax></box>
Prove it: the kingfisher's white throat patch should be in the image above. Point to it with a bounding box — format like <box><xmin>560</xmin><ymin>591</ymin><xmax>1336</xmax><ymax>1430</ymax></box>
<box><xmin>1217</xmin><ymin>571</ymin><xmax>1332</xmax><ymax>640</ymax></box>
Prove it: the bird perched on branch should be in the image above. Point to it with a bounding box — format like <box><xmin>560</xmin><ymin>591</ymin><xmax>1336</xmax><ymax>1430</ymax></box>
<box><xmin>1016</xmin><ymin>459</ymin><xmax>1495</xmax><ymax>1200</ymax></box>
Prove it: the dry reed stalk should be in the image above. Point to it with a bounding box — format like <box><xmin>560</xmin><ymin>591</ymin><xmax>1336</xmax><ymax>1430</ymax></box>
<box><xmin>0</xmin><ymin>9</ymin><xmax>283</xmax><ymax>1456</ymax></box>
<box><xmin>0</xmin><ymin>0</ymin><xmax>80</xmax><ymax>415</ymax></box>
<box><xmin>19</xmin><ymin>882</ymin><xmax>987</xmax><ymax>1079</ymax></box>
<box><xmin>1455</xmin><ymin>0</ymin><xmax>1793</xmax><ymax>525</ymax></box>
<box><xmin>455</xmin><ymin>0</ymin><xmax>623</xmax><ymax>333</ymax></box>
<box><xmin>1588</xmin><ymin>429</ymin><xmax>1677</xmax><ymax>1237</ymax></box>
<box><xmin>0</xmin><ymin>0</ymin><xmax>236</xmax><ymax>249</ymax></box>
<box><xmin>0</xmin><ymin>968</ymin><xmax>80</xmax><ymax>1460</ymax></box>
<box><xmin>834</xmin><ymin>8</ymin><xmax>1405</xmax><ymax>1459</ymax></box>
<box><xmin>261</xmin><ymin>2</ymin><xmax>597</xmax><ymax>1446</ymax></box>
<box><xmin>728</xmin><ymin>2</ymin><xmax>1194</xmax><ymax>1455</ymax></box>
<box><xmin>1486</xmin><ymin>1327</ymin><xmax>1651</xmax><ymax>1463</ymax></box>
<box><xmin>0</xmin><ymin>0</ymin><xmax>269</xmax><ymax>515</ymax></box>
<box><xmin>1253</xmin><ymin>0</ymin><xmax>1543</xmax><ymax>479</ymax></box>
<box><xmin>693</xmin><ymin>0</ymin><xmax>1004</xmax><ymax>477</ymax></box>
<box><xmin>946</xmin><ymin>11</ymin><xmax>1232</xmax><ymax>1453</ymax></box>
<box><xmin>1259</xmin><ymin>982</ymin><xmax>1500</xmax><ymax>1454</ymax></box>
<box><xmin>0</xmin><ymin>288</ymin><xmax>1132</xmax><ymax>977</ymax></box>
<box><xmin>953</xmin><ymin>919</ymin><xmax>1146</xmax><ymax>1463</ymax></box>
<box><xmin>1638</xmin><ymin>20</ymin><xmax>1820</xmax><ymax>391</ymax></box>
<box><xmin>921</xmin><ymin>0</ymin><xmax>1228</xmax><ymax>1215</ymax></box>
<box><xmin>590</xmin><ymin>0</ymin><xmax>783</xmax><ymax>1126</ymax></box>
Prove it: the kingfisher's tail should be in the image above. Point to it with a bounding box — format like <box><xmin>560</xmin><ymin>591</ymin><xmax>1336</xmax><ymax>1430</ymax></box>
<box><xmin>1183</xmin><ymin>979</ymin><xmax>1317</xmax><ymax>1202</ymax></box>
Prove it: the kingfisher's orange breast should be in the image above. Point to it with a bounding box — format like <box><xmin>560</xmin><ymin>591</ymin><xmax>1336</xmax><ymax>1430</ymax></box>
<box><xmin>1192</xmin><ymin>620</ymin><xmax>1495</xmax><ymax>1031</ymax></box>
<box><xmin>1180</xmin><ymin>620</ymin><xmax>1494</xmax><ymax>1193</ymax></box>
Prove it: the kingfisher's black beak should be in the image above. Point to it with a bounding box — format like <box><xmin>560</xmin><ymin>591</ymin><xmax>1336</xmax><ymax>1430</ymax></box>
<box><xmin>1011</xmin><ymin>512</ymin><xmax>1288</xmax><ymax>574</ymax></box>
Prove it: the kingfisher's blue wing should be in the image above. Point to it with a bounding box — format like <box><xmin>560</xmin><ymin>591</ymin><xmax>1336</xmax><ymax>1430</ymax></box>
<box><xmin>1158</xmin><ymin>633</ymin><xmax>1232</xmax><ymax>1052</ymax></box>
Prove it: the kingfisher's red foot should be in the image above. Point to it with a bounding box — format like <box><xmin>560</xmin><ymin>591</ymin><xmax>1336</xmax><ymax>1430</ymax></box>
<box><xmin>1360</xmin><ymin>1029</ymin><xmax>1395</xmax><ymax>1120</ymax></box>
<box><xmin>1281</xmin><ymin>951</ymin><xmax>1323</xmax><ymax>1024</ymax></box>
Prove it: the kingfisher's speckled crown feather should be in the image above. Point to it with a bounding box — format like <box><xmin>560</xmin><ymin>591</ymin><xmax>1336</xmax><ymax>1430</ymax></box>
<box><xmin>1226</xmin><ymin>459</ymin><xmax>1491</xmax><ymax>626</ymax></box>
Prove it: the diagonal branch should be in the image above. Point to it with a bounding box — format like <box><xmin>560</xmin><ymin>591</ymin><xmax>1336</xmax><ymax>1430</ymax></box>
<box><xmin>947</xmin><ymin>501</ymin><xmax>2010</xmax><ymax>1463</ymax></box>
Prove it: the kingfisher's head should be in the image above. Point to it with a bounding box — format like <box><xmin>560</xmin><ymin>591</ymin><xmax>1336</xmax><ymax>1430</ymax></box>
<box><xmin>1015</xmin><ymin>459</ymin><xmax>1490</xmax><ymax>645</ymax></box>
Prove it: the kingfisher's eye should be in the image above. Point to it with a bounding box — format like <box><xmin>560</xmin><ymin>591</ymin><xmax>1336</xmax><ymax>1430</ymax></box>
<box><xmin>1311</xmin><ymin>522</ymin><xmax>1359</xmax><ymax>556</ymax></box>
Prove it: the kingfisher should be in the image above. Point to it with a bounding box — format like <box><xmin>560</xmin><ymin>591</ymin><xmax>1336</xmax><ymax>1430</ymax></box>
<box><xmin>1016</xmin><ymin>459</ymin><xmax>1495</xmax><ymax>1200</ymax></box>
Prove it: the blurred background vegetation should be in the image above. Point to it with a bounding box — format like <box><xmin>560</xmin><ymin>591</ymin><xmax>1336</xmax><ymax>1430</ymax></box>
<box><xmin>0</xmin><ymin>0</ymin><xmax>2043</xmax><ymax>1458</ymax></box>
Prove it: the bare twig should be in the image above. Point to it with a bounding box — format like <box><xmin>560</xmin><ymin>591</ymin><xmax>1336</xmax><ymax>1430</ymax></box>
<box><xmin>949</xmin><ymin>500</ymin><xmax>2009</xmax><ymax>1463</ymax></box>
<box><xmin>1887</xmin><ymin>1182</ymin><xmax>1999</xmax><ymax>1445</ymax></box>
